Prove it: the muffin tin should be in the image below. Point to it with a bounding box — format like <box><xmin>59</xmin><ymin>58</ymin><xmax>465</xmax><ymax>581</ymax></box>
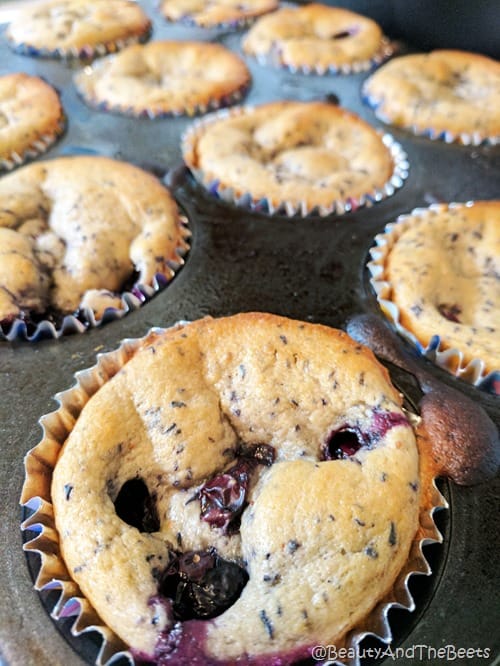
<box><xmin>0</xmin><ymin>1</ymin><xmax>498</xmax><ymax>665</ymax></box>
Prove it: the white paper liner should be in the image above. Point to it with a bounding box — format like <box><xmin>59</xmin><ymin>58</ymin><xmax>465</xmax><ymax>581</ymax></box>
<box><xmin>20</xmin><ymin>325</ymin><xmax>446</xmax><ymax>666</ymax></box>
<box><xmin>249</xmin><ymin>37</ymin><xmax>395</xmax><ymax>76</ymax></box>
<box><xmin>182</xmin><ymin>105</ymin><xmax>409</xmax><ymax>217</ymax></box>
<box><xmin>0</xmin><ymin>112</ymin><xmax>66</xmax><ymax>172</ymax></box>
<box><xmin>367</xmin><ymin>202</ymin><xmax>500</xmax><ymax>394</ymax></box>
<box><xmin>74</xmin><ymin>62</ymin><xmax>250</xmax><ymax>118</ymax></box>
<box><xmin>7</xmin><ymin>26</ymin><xmax>152</xmax><ymax>61</ymax></box>
<box><xmin>362</xmin><ymin>89</ymin><xmax>500</xmax><ymax>146</ymax></box>
<box><xmin>0</xmin><ymin>215</ymin><xmax>190</xmax><ymax>342</ymax></box>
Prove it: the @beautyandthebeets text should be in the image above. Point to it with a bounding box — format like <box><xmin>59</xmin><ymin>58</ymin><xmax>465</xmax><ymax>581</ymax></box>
<box><xmin>311</xmin><ymin>644</ymin><xmax>492</xmax><ymax>662</ymax></box>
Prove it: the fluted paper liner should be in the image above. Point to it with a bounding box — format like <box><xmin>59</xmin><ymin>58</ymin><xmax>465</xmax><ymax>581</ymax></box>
<box><xmin>75</xmin><ymin>62</ymin><xmax>250</xmax><ymax>119</ymax></box>
<box><xmin>0</xmin><ymin>113</ymin><xmax>66</xmax><ymax>172</ymax></box>
<box><xmin>0</xmin><ymin>216</ymin><xmax>190</xmax><ymax>342</ymax></box>
<box><xmin>21</xmin><ymin>326</ymin><xmax>446</xmax><ymax>666</ymax></box>
<box><xmin>367</xmin><ymin>202</ymin><xmax>500</xmax><ymax>394</ymax></box>
<box><xmin>249</xmin><ymin>37</ymin><xmax>395</xmax><ymax>76</ymax></box>
<box><xmin>7</xmin><ymin>26</ymin><xmax>152</xmax><ymax>61</ymax></box>
<box><xmin>362</xmin><ymin>89</ymin><xmax>500</xmax><ymax>146</ymax></box>
<box><xmin>182</xmin><ymin>105</ymin><xmax>409</xmax><ymax>217</ymax></box>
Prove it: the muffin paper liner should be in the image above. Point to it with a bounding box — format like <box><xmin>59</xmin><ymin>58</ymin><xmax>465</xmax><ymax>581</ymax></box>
<box><xmin>74</xmin><ymin>64</ymin><xmax>251</xmax><ymax>118</ymax></box>
<box><xmin>20</xmin><ymin>325</ymin><xmax>446</xmax><ymax>666</ymax></box>
<box><xmin>362</xmin><ymin>91</ymin><xmax>500</xmax><ymax>146</ymax></box>
<box><xmin>6</xmin><ymin>26</ymin><xmax>152</xmax><ymax>61</ymax></box>
<box><xmin>367</xmin><ymin>203</ymin><xmax>500</xmax><ymax>394</ymax></box>
<box><xmin>0</xmin><ymin>112</ymin><xmax>67</xmax><ymax>172</ymax></box>
<box><xmin>0</xmin><ymin>215</ymin><xmax>190</xmax><ymax>342</ymax></box>
<box><xmin>182</xmin><ymin>106</ymin><xmax>409</xmax><ymax>217</ymax></box>
<box><xmin>248</xmin><ymin>37</ymin><xmax>395</xmax><ymax>76</ymax></box>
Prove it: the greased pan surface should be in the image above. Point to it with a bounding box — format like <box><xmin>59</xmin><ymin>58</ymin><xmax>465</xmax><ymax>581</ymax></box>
<box><xmin>0</xmin><ymin>2</ymin><xmax>498</xmax><ymax>665</ymax></box>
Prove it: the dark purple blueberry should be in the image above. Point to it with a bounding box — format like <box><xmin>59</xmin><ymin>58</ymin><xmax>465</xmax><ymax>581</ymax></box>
<box><xmin>438</xmin><ymin>303</ymin><xmax>462</xmax><ymax>323</ymax></box>
<box><xmin>332</xmin><ymin>30</ymin><xmax>352</xmax><ymax>39</ymax></box>
<box><xmin>199</xmin><ymin>444</ymin><xmax>275</xmax><ymax>533</ymax></box>
<box><xmin>113</xmin><ymin>477</ymin><xmax>160</xmax><ymax>532</ymax></box>
<box><xmin>199</xmin><ymin>461</ymin><xmax>250</xmax><ymax>532</ymax></box>
<box><xmin>323</xmin><ymin>410</ymin><xmax>409</xmax><ymax>460</ymax></box>
<box><xmin>332</xmin><ymin>26</ymin><xmax>359</xmax><ymax>39</ymax></box>
<box><xmin>159</xmin><ymin>550</ymin><xmax>248</xmax><ymax>621</ymax></box>
<box><xmin>323</xmin><ymin>426</ymin><xmax>364</xmax><ymax>460</ymax></box>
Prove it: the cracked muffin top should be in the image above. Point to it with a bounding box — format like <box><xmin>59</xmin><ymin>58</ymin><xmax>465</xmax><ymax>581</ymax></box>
<box><xmin>183</xmin><ymin>100</ymin><xmax>399</xmax><ymax>212</ymax></box>
<box><xmin>0</xmin><ymin>155</ymin><xmax>188</xmax><ymax>326</ymax></box>
<box><xmin>6</xmin><ymin>0</ymin><xmax>151</xmax><ymax>58</ymax></box>
<box><xmin>243</xmin><ymin>3</ymin><xmax>388</xmax><ymax>72</ymax></box>
<box><xmin>51</xmin><ymin>312</ymin><xmax>420</xmax><ymax>664</ymax></box>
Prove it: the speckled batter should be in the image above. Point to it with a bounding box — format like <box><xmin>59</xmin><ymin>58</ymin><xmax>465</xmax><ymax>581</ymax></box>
<box><xmin>243</xmin><ymin>3</ymin><xmax>385</xmax><ymax>70</ymax></box>
<box><xmin>183</xmin><ymin>100</ymin><xmax>396</xmax><ymax>210</ymax></box>
<box><xmin>363</xmin><ymin>50</ymin><xmax>500</xmax><ymax>142</ymax></box>
<box><xmin>6</xmin><ymin>0</ymin><xmax>151</xmax><ymax>57</ymax></box>
<box><xmin>0</xmin><ymin>156</ymin><xmax>187</xmax><ymax>324</ymax></box>
<box><xmin>160</xmin><ymin>0</ymin><xmax>278</xmax><ymax>28</ymax></box>
<box><xmin>382</xmin><ymin>201</ymin><xmax>500</xmax><ymax>373</ymax></box>
<box><xmin>52</xmin><ymin>313</ymin><xmax>420</xmax><ymax>663</ymax></box>
<box><xmin>0</xmin><ymin>73</ymin><xmax>65</xmax><ymax>169</ymax></box>
<box><xmin>74</xmin><ymin>40</ymin><xmax>251</xmax><ymax>117</ymax></box>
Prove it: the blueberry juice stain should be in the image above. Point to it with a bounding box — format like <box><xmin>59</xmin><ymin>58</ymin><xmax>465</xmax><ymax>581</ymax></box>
<box><xmin>323</xmin><ymin>409</ymin><xmax>409</xmax><ymax>460</ymax></box>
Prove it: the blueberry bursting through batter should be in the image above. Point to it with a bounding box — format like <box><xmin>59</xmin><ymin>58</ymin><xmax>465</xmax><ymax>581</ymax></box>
<box><xmin>113</xmin><ymin>413</ymin><xmax>408</xmax><ymax>664</ymax></box>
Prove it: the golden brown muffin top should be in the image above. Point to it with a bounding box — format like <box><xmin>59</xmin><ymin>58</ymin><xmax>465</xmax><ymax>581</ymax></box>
<box><xmin>160</xmin><ymin>0</ymin><xmax>278</xmax><ymax>28</ymax></box>
<box><xmin>6</xmin><ymin>0</ymin><xmax>151</xmax><ymax>56</ymax></box>
<box><xmin>183</xmin><ymin>100</ymin><xmax>397</xmax><ymax>212</ymax></box>
<box><xmin>75</xmin><ymin>40</ymin><xmax>251</xmax><ymax>117</ymax></box>
<box><xmin>0</xmin><ymin>72</ymin><xmax>64</xmax><ymax>167</ymax></box>
<box><xmin>363</xmin><ymin>50</ymin><xmax>500</xmax><ymax>143</ymax></box>
<box><xmin>0</xmin><ymin>156</ymin><xmax>188</xmax><ymax>323</ymax></box>
<box><xmin>51</xmin><ymin>313</ymin><xmax>420</xmax><ymax>658</ymax></box>
<box><xmin>243</xmin><ymin>3</ymin><xmax>387</xmax><ymax>71</ymax></box>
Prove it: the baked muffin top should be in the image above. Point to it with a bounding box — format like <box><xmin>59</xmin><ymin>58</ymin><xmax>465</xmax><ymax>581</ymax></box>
<box><xmin>160</xmin><ymin>0</ymin><xmax>278</xmax><ymax>28</ymax></box>
<box><xmin>74</xmin><ymin>40</ymin><xmax>251</xmax><ymax>117</ymax></box>
<box><xmin>378</xmin><ymin>201</ymin><xmax>500</xmax><ymax>373</ymax></box>
<box><xmin>183</xmin><ymin>100</ymin><xmax>400</xmax><ymax>213</ymax></box>
<box><xmin>363</xmin><ymin>50</ymin><xmax>500</xmax><ymax>143</ymax></box>
<box><xmin>51</xmin><ymin>312</ymin><xmax>420</xmax><ymax>662</ymax></box>
<box><xmin>0</xmin><ymin>156</ymin><xmax>187</xmax><ymax>325</ymax></box>
<box><xmin>6</xmin><ymin>0</ymin><xmax>151</xmax><ymax>58</ymax></box>
<box><xmin>0</xmin><ymin>73</ymin><xmax>65</xmax><ymax>169</ymax></box>
<box><xmin>243</xmin><ymin>3</ymin><xmax>388</xmax><ymax>72</ymax></box>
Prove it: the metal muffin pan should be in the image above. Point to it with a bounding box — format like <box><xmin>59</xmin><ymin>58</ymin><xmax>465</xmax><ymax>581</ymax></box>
<box><xmin>0</xmin><ymin>1</ymin><xmax>498</xmax><ymax>665</ymax></box>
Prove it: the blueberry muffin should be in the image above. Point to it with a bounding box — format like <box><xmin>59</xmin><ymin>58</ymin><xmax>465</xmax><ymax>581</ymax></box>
<box><xmin>183</xmin><ymin>100</ymin><xmax>407</xmax><ymax>215</ymax></box>
<box><xmin>0</xmin><ymin>73</ymin><xmax>65</xmax><ymax>171</ymax></box>
<box><xmin>0</xmin><ymin>156</ymin><xmax>189</xmax><ymax>330</ymax></box>
<box><xmin>50</xmin><ymin>312</ymin><xmax>420</xmax><ymax>663</ymax></box>
<box><xmin>160</xmin><ymin>0</ymin><xmax>278</xmax><ymax>29</ymax></box>
<box><xmin>75</xmin><ymin>40</ymin><xmax>251</xmax><ymax>117</ymax></box>
<box><xmin>6</xmin><ymin>0</ymin><xmax>151</xmax><ymax>59</ymax></box>
<box><xmin>370</xmin><ymin>201</ymin><xmax>500</xmax><ymax>375</ymax></box>
<box><xmin>363</xmin><ymin>50</ymin><xmax>500</xmax><ymax>144</ymax></box>
<box><xmin>243</xmin><ymin>3</ymin><xmax>392</xmax><ymax>73</ymax></box>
